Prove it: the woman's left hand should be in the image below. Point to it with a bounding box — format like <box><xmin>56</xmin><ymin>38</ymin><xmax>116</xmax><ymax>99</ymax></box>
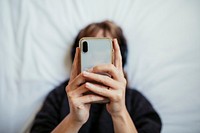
<box><xmin>83</xmin><ymin>39</ymin><xmax>127</xmax><ymax>116</ymax></box>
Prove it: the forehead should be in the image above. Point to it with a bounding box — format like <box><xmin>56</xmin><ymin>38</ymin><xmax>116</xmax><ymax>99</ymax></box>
<box><xmin>94</xmin><ymin>30</ymin><xmax>113</xmax><ymax>38</ymax></box>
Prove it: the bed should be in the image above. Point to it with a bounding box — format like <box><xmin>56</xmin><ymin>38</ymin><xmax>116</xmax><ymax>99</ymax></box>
<box><xmin>0</xmin><ymin>0</ymin><xmax>200</xmax><ymax>132</ymax></box>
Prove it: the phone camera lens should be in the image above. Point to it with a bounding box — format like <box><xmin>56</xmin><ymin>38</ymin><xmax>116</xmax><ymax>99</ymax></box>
<box><xmin>83</xmin><ymin>41</ymin><xmax>88</xmax><ymax>53</ymax></box>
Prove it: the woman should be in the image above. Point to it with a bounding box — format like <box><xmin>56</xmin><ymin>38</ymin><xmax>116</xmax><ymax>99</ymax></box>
<box><xmin>31</xmin><ymin>20</ymin><xmax>162</xmax><ymax>133</ymax></box>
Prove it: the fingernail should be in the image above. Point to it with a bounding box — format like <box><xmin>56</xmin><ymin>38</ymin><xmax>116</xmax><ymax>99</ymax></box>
<box><xmin>87</xmin><ymin>68</ymin><xmax>93</xmax><ymax>72</ymax></box>
<box><xmin>86</xmin><ymin>82</ymin><xmax>92</xmax><ymax>88</ymax></box>
<box><xmin>83</xmin><ymin>71</ymin><xmax>89</xmax><ymax>76</ymax></box>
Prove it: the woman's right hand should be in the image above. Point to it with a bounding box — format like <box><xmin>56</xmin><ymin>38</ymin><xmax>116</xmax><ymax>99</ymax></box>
<box><xmin>65</xmin><ymin>48</ymin><xmax>106</xmax><ymax>125</ymax></box>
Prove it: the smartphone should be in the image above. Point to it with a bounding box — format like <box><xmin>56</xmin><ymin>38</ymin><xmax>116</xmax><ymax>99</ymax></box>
<box><xmin>79</xmin><ymin>37</ymin><xmax>113</xmax><ymax>103</ymax></box>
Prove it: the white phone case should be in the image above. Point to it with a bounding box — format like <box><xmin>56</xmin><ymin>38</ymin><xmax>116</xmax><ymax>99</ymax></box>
<box><xmin>79</xmin><ymin>37</ymin><xmax>113</xmax><ymax>72</ymax></box>
<box><xmin>79</xmin><ymin>37</ymin><xmax>113</xmax><ymax>103</ymax></box>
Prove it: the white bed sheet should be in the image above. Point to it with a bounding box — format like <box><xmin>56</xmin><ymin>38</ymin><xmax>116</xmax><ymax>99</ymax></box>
<box><xmin>0</xmin><ymin>0</ymin><xmax>200</xmax><ymax>133</ymax></box>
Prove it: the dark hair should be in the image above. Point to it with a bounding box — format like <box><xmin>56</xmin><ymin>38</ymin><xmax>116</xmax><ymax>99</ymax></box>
<box><xmin>71</xmin><ymin>20</ymin><xmax>128</xmax><ymax>67</ymax></box>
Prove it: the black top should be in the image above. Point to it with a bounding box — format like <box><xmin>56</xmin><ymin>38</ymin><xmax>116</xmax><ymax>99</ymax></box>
<box><xmin>31</xmin><ymin>80</ymin><xmax>162</xmax><ymax>133</ymax></box>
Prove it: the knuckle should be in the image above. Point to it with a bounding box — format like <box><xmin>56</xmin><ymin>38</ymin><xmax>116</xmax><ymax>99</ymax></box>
<box><xmin>88</xmin><ymin>95</ymin><xmax>94</xmax><ymax>101</ymax></box>
<box><xmin>70</xmin><ymin>98</ymin><xmax>77</xmax><ymax>106</ymax></box>
<box><xmin>65</xmin><ymin>86</ymin><xmax>70</xmax><ymax>93</ymax></box>
<box><xmin>66</xmin><ymin>89</ymin><xmax>76</xmax><ymax>100</ymax></box>
<box><xmin>97</xmin><ymin>87</ymin><xmax>104</xmax><ymax>95</ymax></box>
<box><xmin>100</xmin><ymin>76</ymin><xmax>109</xmax><ymax>85</ymax></box>
<box><xmin>119</xmin><ymin>76</ymin><xmax>127</xmax><ymax>86</ymax></box>
<box><xmin>122</xmin><ymin>78</ymin><xmax>127</xmax><ymax>86</ymax></box>
<box><xmin>83</xmin><ymin>83</ymin><xmax>87</xmax><ymax>88</ymax></box>
<box><xmin>113</xmin><ymin>92</ymin><xmax>122</xmax><ymax>101</ymax></box>
<box><xmin>67</xmin><ymin>91</ymin><xmax>73</xmax><ymax>99</ymax></box>
<box><xmin>93</xmin><ymin>65</ymin><xmax>103</xmax><ymax>72</ymax></box>
<box><xmin>110</xmin><ymin>64</ymin><xmax>115</xmax><ymax>69</ymax></box>
<box><xmin>93</xmin><ymin>65</ymin><xmax>99</xmax><ymax>71</ymax></box>
<box><xmin>109</xmin><ymin>64</ymin><xmax>115</xmax><ymax>73</ymax></box>
<box><xmin>80</xmin><ymin>72</ymin><xmax>84</xmax><ymax>77</ymax></box>
<box><xmin>116</xmin><ymin>69</ymin><xmax>121</xmax><ymax>76</ymax></box>
<box><xmin>107</xmin><ymin>64</ymin><xmax>115</xmax><ymax>72</ymax></box>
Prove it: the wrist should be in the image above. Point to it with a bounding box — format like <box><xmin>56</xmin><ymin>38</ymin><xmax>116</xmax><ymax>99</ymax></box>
<box><xmin>67</xmin><ymin>114</ymin><xmax>84</xmax><ymax>128</ymax></box>
<box><xmin>52</xmin><ymin>114</ymin><xmax>84</xmax><ymax>133</ymax></box>
<box><xmin>110</xmin><ymin>107</ymin><xmax>128</xmax><ymax>118</ymax></box>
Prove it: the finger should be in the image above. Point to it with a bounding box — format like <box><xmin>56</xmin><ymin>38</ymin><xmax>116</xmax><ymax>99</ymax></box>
<box><xmin>85</xmin><ymin>82</ymin><xmax>123</xmax><ymax>102</ymax></box>
<box><xmin>82</xmin><ymin>71</ymin><xmax>120</xmax><ymax>90</ymax></box>
<box><xmin>85</xmin><ymin>82</ymin><xmax>112</xmax><ymax>98</ymax></box>
<box><xmin>92</xmin><ymin>64</ymin><xmax>122</xmax><ymax>80</ymax></box>
<box><xmin>78</xmin><ymin>94</ymin><xmax>107</xmax><ymax>104</ymax></box>
<box><xmin>67</xmin><ymin>83</ymin><xmax>89</xmax><ymax>97</ymax></box>
<box><xmin>69</xmin><ymin>72</ymin><xmax>86</xmax><ymax>90</ymax></box>
<box><xmin>70</xmin><ymin>48</ymin><xmax>80</xmax><ymax>81</ymax></box>
<box><xmin>113</xmin><ymin>39</ymin><xmax>123</xmax><ymax>71</ymax></box>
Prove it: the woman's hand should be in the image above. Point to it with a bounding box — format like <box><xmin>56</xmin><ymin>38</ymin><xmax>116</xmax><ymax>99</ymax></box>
<box><xmin>83</xmin><ymin>39</ymin><xmax>127</xmax><ymax>116</ymax></box>
<box><xmin>82</xmin><ymin>39</ymin><xmax>137</xmax><ymax>133</ymax></box>
<box><xmin>53</xmin><ymin>48</ymin><xmax>107</xmax><ymax>133</ymax></box>
<box><xmin>65</xmin><ymin>48</ymin><xmax>107</xmax><ymax>125</ymax></box>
